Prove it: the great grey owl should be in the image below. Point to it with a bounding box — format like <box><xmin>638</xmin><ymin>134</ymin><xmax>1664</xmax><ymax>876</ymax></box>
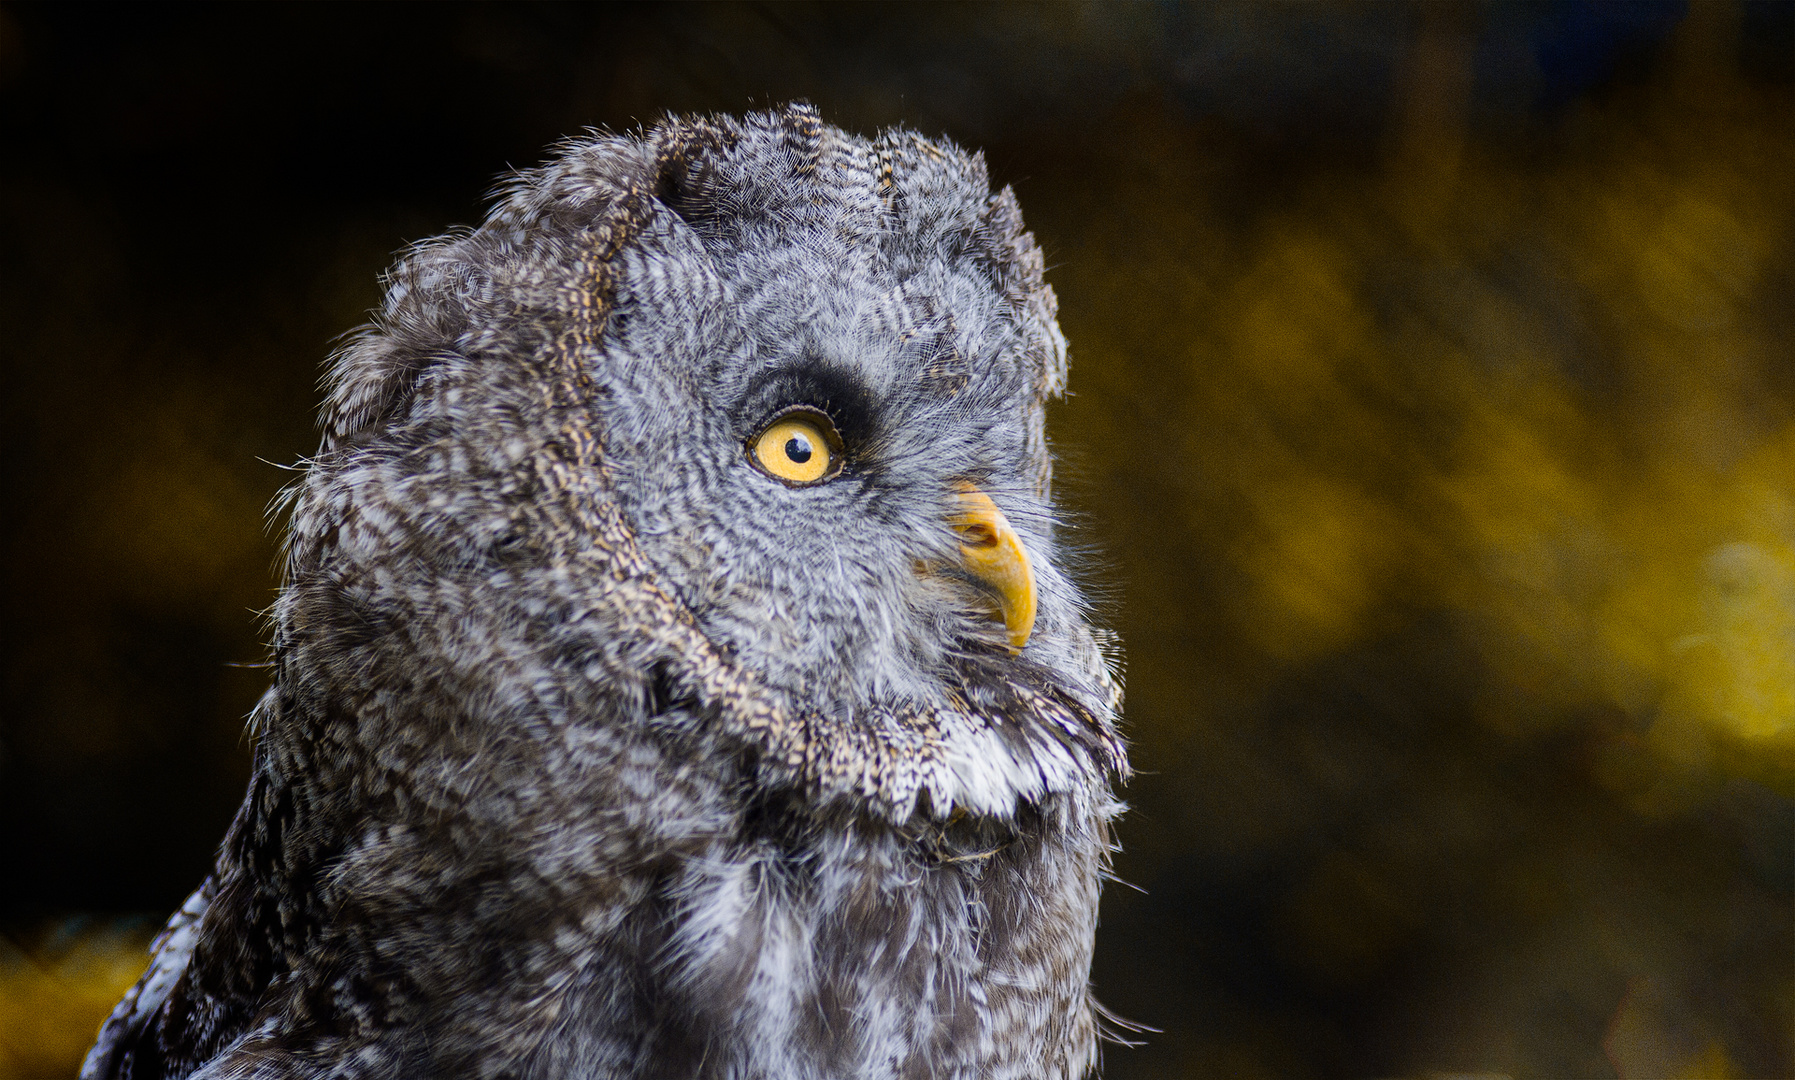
<box><xmin>84</xmin><ymin>103</ymin><xmax>1127</xmax><ymax>1080</ymax></box>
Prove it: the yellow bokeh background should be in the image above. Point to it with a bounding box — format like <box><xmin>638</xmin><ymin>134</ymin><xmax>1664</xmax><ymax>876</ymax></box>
<box><xmin>0</xmin><ymin>925</ymin><xmax>154</xmax><ymax>1080</ymax></box>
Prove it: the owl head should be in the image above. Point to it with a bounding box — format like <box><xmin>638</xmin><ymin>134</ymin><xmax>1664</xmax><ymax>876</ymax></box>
<box><xmin>276</xmin><ymin>103</ymin><xmax>1123</xmax><ymax>824</ymax></box>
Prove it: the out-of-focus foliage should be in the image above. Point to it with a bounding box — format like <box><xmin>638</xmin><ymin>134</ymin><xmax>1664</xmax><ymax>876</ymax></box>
<box><xmin>1</xmin><ymin>3</ymin><xmax>1790</xmax><ymax>1078</ymax></box>
<box><xmin>1045</xmin><ymin>11</ymin><xmax>1794</xmax><ymax>1076</ymax></box>
<box><xmin>0</xmin><ymin>922</ymin><xmax>155</xmax><ymax>1080</ymax></box>
<box><xmin>1056</xmin><ymin>3</ymin><xmax>1795</xmax><ymax>801</ymax></box>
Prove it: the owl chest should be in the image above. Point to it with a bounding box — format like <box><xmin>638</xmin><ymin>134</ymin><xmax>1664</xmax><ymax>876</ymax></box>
<box><xmin>549</xmin><ymin>813</ymin><xmax>1050</xmax><ymax>1080</ymax></box>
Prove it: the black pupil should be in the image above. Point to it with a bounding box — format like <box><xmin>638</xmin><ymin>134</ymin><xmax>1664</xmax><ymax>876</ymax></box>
<box><xmin>784</xmin><ymin>435</ymin><xmax>813</xmax><ymax>464</ymax></box>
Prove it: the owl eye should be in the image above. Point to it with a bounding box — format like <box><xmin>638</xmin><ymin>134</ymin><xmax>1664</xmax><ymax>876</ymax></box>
<box><xmin>747</xmin><ymin>406</ymin><xmax>844</xmax><ymax>486</ymax></box>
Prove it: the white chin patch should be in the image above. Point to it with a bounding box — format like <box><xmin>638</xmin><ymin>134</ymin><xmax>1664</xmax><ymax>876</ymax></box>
<box><xmin>923</xmin><ymin>719</ymin><xmax>1093</xmax><ymax>818</ymax></box>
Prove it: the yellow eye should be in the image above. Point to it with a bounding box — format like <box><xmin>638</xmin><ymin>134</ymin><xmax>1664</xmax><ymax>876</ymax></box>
<box><xmin>748</xmin><ymin>407</ymin><xmax>843</xmax><ymax>486</ymax></box>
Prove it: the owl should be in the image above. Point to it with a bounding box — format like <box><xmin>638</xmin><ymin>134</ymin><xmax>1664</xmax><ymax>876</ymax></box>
<box><xmin>83</xmin><ymin>103</ymin><xmax>1127</xmax><ymax>1080</ymax></box>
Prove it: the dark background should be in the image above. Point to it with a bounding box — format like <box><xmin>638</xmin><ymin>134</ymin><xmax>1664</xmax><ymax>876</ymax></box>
<box><xmin>2</xmin><ymin>3</ymin><xmax>1793</xmax><ymax>1077</ymax></box>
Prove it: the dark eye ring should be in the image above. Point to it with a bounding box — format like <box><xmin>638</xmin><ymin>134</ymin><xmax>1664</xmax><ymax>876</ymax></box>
<box><xmin>747</xmin><ymin>406</ymin><xmax>846</xmax><ymax>487</ymax></box>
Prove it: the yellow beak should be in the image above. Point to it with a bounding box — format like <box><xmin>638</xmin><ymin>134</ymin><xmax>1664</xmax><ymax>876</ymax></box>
<box><xmin>950</xmin><ymin>484</ymin><xmax>1037</xmax><ymax>652</ymax></box>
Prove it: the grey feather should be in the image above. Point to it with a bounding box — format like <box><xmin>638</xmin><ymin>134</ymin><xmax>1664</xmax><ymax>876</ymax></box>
<box><xmin>84</xmin><ymin>103</ymin><xmax>1127</xmax><ymax>1080</ymax></box>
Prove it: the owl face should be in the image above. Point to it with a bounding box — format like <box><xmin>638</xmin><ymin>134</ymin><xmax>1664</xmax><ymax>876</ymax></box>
<box><xmin>594</xmin><ymin>202</ymin><xmax>1079</xmax><ymax>717</ymax></box>
<box><xmin>294</xmin><ymin>106</ymin><xmax>1121</xmax><ymax>822</ymax></box>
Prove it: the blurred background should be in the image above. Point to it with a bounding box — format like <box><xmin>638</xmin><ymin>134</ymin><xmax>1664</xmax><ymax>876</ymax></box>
<box><xmin>1</xmin><ymin>2</ymin><xmax>1791</xmax><ymax>1077</ymax></box>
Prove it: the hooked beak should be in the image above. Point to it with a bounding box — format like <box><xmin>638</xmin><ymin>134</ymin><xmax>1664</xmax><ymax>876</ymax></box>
<box><xmin>950</xmin><ymin>483</ymin><xmax>1037</xmax><ymax>652</ymax></box>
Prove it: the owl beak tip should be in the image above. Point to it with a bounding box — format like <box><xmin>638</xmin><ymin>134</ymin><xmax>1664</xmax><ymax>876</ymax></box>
<box><xmin>951</xmin><ymin>484</ymin><xmax>1037</xmax><ymax>652</ymax></box>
